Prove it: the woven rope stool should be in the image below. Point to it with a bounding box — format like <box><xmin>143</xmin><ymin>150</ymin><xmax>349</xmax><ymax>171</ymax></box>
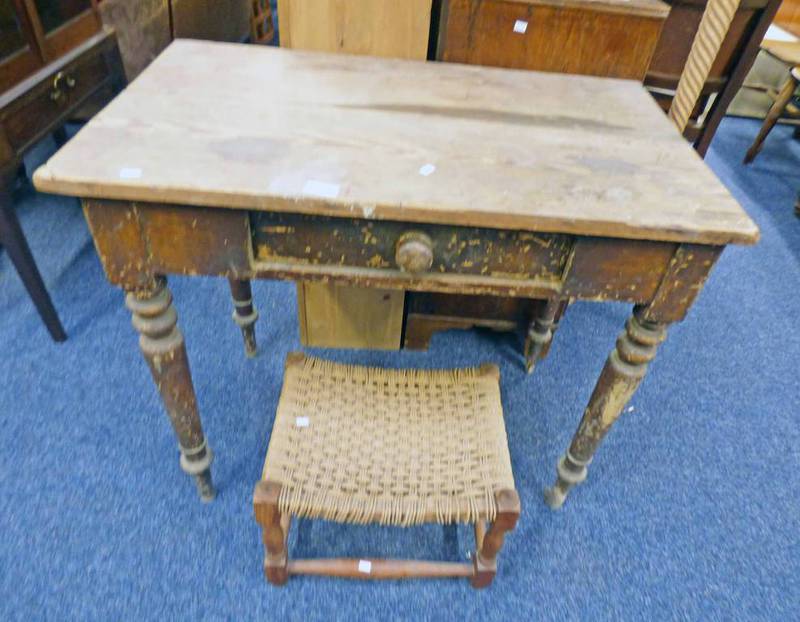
<box><xmin>253</xmin><ymin>353</ymin><xmax>520</xmax><ymax>588</ymax></box>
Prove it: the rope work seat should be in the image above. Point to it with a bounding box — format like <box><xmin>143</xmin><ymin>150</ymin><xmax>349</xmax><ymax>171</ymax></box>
<box><xmin>254</xmin><ymin>353</ymin><xmax>520</xmax><ymax>588</ymax></box>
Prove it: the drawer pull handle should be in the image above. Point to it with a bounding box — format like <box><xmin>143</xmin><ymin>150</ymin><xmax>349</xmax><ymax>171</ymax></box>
<box><xmin>395</xmin><ymin>231</ymin><xmax>434</xmax><ymax>274</ymax></box>
<box><xmin>50</xmin><ymin>71</ymin><xmax>77</xmax><ymax>104</ymax></box>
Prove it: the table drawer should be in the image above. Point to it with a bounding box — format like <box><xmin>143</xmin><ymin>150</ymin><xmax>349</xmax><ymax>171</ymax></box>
<box><xmin>251</xmin><ymin>212</ymin><xmax>573</xmax><ymax>284</ymax></box>
<box><xmin>3</xmin><ymin>51</ymin><xmax>111</xmax><ymax>152</ymax></box>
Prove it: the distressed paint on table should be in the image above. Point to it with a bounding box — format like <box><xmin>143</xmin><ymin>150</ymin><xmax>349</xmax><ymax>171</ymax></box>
<box><xmin>33</xmin><ymin>41</ymin><xmax>758</xmax><ymax>508</ymax></box>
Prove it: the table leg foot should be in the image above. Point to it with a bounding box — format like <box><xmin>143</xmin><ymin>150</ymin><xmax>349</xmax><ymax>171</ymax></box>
<box><xmin>228</xmin><ymin>278</ymin><xmax>258</xmax><ymax>358</ymax></box>
<box><xmin>545</xmin><ymin>307</ymin><xmax>667</xmax><ymax>509</ymax></box>
<box><xmin>126</xmin><ymin>277</ymin><xmax>216</xmax><ymax>502</ymax></box>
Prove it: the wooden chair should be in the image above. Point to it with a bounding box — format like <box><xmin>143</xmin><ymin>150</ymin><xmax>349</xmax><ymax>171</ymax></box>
<box><xmin>254</xmin><ymin>353</ymin><xmax>520</xmax><ymax>587</ymax></box>
<box><xmin>647</xmin><ymin>0</ymin><xmax>783</xmax><ymax>155</ymax></box>
<box><xmin>250</xmin><ymin>0</ymin><xmax>275</xmax><ymax>44</ymax></box>
<box><xmin>744</xmin><ymin>41</ymin><xmax>800</xmax><ymax>164</ymax></box>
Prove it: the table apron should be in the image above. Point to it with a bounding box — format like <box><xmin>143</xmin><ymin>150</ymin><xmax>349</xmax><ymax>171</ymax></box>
<box><xmin>82</xmin><ymin>200</ymin><xmax>719</xmax><ymax>316</ymax></box>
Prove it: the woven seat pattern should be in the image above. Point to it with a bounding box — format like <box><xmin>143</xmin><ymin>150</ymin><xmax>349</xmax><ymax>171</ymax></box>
<box><xmin>263</xmin><ymin>354</ymin><xmax>515</xmax><ymax>526</ymax></box>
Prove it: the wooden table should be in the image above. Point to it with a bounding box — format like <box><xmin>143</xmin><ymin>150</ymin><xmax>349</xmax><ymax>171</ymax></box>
<box><xmin>33</xmin><ymin>41</ymin><xmax>758</xmax><ymax>507</ymax></box>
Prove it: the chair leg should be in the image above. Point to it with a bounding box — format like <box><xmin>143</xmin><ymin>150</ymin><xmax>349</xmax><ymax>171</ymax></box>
<box><xmin>228</xmin><ymin>278</ymin><xmax>258</xmax><ymax>357</ymax></box>
<box><xmin>745</xmin><ymin>67</ymin><xmax>800</xmax><ymax>164</ymax></box>
<box><xmin>254</xmin><ymin>481</ymin><xmax>288</xmax><ymax>586</ymax></box>
<box><xmin>471</xmin><ymin>489</ymin><xmax>520</xmax><ymax>588</ymax></box>
<box><xmin>0</xmin><ymin>186</ymin><xmax>66</xmax><ymax>342</ymax></box>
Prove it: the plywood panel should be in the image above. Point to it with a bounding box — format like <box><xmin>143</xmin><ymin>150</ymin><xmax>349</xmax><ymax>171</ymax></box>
<box><xmin>278</xmin><ymin>0</ymin><xmax>432</xmax><ymax>60</ymax></box>
<box><xmin>171</xmin><ymin>0</ymin><xmax>251</xmax><ymax>42</ymax></box>
<box><xmin>297</xmin><ymin>282</ymin><xmax>404</xmax><ymax>349</ymax></box>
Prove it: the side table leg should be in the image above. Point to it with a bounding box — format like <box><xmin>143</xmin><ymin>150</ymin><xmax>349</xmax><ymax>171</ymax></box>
<box><xmin>228</xmin><ymin>278</ymin><xmax>258</xmax><ymax>358</ymax></box>
<box><xmin>524</xmin><ymin>299</ymin><xmax>561</xmax><ymax>374</ymax></box>
<box><xmin>125</xmin><ymin>277</ymin><xmax>215</xmax><ymax>501</ymax></box>
<box><xmin>544</xmin><ymin>306</ymin><xmax>668</xmax><ymax>509</ymax></box>
<box><xmin>0</xmin><ymin>186</ymin><xmax>66</xmax><ymax>342</ymax></box>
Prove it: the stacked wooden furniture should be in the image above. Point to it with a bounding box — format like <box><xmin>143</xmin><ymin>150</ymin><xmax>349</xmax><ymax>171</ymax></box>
<box><xmin>1</xmin><ymin>0</ymin><xmax>125</xmax><ymax>341</ymax></box>
<box><xmin>255</xmin><ymin>354</ymin><xmax>519</xmax><ymax>586</ymax></box>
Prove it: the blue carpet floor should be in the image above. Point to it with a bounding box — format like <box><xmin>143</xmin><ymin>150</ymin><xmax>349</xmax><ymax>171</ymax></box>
<box><xmin>1</xmin><ymin>117</ymin><xmax>799</xmax><ymax>620</ymax></box>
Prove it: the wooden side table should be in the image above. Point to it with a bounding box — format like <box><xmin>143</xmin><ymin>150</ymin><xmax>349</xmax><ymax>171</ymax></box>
<box><xmin>33</xmin><ymin>42</ymin><xmax>758</xmax><ymax>507</ymax></box>
<box><xmin>0</xmin><ymin>28</ymin><xmax>125</xmax><ymax>341</ymax></box>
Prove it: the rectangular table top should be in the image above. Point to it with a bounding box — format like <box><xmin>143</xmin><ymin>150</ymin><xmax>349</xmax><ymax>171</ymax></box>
<box><xmin>33</xmin><ymin>40</ymin><xmax>758</xmax><ymax>246</ymax></box>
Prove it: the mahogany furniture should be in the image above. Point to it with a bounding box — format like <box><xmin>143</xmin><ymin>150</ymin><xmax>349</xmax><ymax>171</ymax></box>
<box><xmin>744</xmin><ymin>41</ymin><xmax>800</xmax><ymax>165</ymax></box>
<box><xmin>435</xmin><ymin>0</ymin><xmax>670</xmax><ymax>80</ymax></box>
<box><xmin>1</xmin><ymin>26</ymin><xmax>124</xmax><ymax>341</ymax></box>
<box><xmin>255</xmin><ymin>354</ymin><xmax>519</xmax><ymax>587</ymax></box>
<box><xmin>33</xmin><ymin>41</ymin><xmax>758</xmax><ymax>508</ymax></box>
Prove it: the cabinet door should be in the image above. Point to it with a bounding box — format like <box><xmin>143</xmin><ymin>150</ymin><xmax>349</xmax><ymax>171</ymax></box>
<box><xmin>0</xmin><ymin>0</ymin><xmax>42</xmax><ymax>91</ymax></box>
<box><xmin>35</xmin><ymin>0</ymin><xmax>100</xmax><ymax>61</ymax></box>
<box><xmin>34</xmin><ymin>0</ymin><xmax>91</xmax><ymax>33</ymax></box>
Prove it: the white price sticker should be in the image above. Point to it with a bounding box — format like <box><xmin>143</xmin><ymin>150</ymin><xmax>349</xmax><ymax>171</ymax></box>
<box><xmin>358</xmin><ymin>560</ymin><xmax>372</xmax><ymax>574</ymax></box>
<box><xmin>295</xmin><ymin>416</ymin><xmax>310</xmax><ymax>428</ymax></box>
<box><xmin>118</xmin><ymin>167</ymin><xmax>142</xmax><ymax>179</ymax></box>
<box><xmin>513</xmin><ymin>20</ymin><xmax>528</xmax><ymax>34</ymax></box>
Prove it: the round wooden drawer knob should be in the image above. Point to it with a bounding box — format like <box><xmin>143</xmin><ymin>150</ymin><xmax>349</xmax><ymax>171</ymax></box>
<box><xmin>395</xmin><ymin>231</ymin><xmax>434</xmax><ymax>274</ymax></box>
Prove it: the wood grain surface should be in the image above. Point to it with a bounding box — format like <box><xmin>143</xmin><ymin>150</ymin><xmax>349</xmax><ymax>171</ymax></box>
<box><xmin>33</xmin><ymin>40</ymin><xmax>758</xmax><ymax>245</ymax></box>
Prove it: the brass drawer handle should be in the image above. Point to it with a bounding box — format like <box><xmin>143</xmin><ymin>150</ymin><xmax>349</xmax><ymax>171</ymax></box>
<box><xmin>395</xmin><ymin>231</ymin><xmax>434</xmax><ymax>274</ymax></box>
<box><xmin>50</xmin><ymin>71</ymin><xmax>77</xmax><ymax>104</ymax></box>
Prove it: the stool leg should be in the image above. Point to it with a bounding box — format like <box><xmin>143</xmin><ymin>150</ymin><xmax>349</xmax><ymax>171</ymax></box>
<box><xmin>254</xmin><ymin>481</ymin><xmax>288</xmax><ymax>586</ymax></box>
<box><xmin>471</xmin><ymin>489</ymin><xmax>520</xmax><ymax>588</ymax></box>
<box><xmin>744</xmin><ymin>69</ymin><xmax>799</xmax><ymax>164</ymax></box>
<box><xmin>228</xmin><ymin>278</ymin><xmax>258</xmax><ymax>357</ymax></box>
<box><xmin>524</xmin><ymin>299</ymin><xmax>562</xmax><ymax>373</ymax></box>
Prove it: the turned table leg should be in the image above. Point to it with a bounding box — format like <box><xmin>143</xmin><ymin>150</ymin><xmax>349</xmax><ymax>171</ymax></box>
<box><xmin>228</xmin><ymin>278</ymin><xmax>258</xmax><ymax>358</ymax></box>
<box><xmin>544</xmin><ymin>306</ymin><xmax>667</xmax><ymax>509</ymax></box>
<box><xmin>744</xmin><ymin>66</ymin><xmax>800</xmax><ymax>164</ymax></box>
<box><xmin>126</xmin><ymin>277</ymin><xmax>215</xmax><ymax>501</ymax></box>
<box><xmin>524</xmin><ymin>299</ymin><xmax>562</xmax><ymax>373</ymax></box>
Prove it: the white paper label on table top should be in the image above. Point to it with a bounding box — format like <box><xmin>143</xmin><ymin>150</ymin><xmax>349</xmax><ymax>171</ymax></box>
<box><xmin>358</xmin><ymin>560</ymin><xmax>372</xmax><ymax>574</ymax></box>
<box><xmin>302</xmin><ymin>179</ymin><xmax>341</xmax><ymax>199</ymax></box>
<box><xmin>513</xmin><ymin>20</ymin><xmax>528</xmax><ymax>34</ymax></box>
<box><xmin>419</xmin><ymin>163</ymin><xmax>436</xmax><ymax>177</ymax></box>
<box><xmin>295</xmin><ymin>416</ymin><xmax>310</xmax><ymax>428</ymax></box>
<box><xmin>118</xmin><ymin>167</ymin><xmax>142</xmax><ymax>180</ymax></box>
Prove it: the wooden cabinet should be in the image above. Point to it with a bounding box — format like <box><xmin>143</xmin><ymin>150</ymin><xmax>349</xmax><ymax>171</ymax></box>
<box><xmin>436</xmin><ymin>0</ymin><xmax>669</xmax><ymax>80</ymax></box>
<box><xmin>0</xmin><ymin>0</ymin><xmax>102</xmax><ymax>92</ymax></box>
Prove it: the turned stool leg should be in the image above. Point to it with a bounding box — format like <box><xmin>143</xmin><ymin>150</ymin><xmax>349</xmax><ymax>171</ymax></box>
<box><xmin>125</xmin><ymin>277</ymin><xmax>215</xmax><ymax>501</ymax></box>
<box><xmin>228</xmin><ymin>278</ymin><xmax>258</xmax><ymax>357</ymax></box>
<box><xmin>745</xmin><ymin>66</ymin><xmax>800</xmax><ymax>164</ymax></box>
<box><xmin>471</xmin><ymin>489</ymin><xmax>520</xmax><ymax>588</ymax></box>
<box><xmin>544</xmin><ymin>306</ymin><xmax>667</xmax><ymax>510</ymax></box>
<box><xmin>254</xmin><ymin>481</ymin><xmax>289</xmax><ymax>586</ymax></box>
<box><xmin>524</xmin><ymin>299</ymin><xmax>563</xmax><ymax>373</ymax></box>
